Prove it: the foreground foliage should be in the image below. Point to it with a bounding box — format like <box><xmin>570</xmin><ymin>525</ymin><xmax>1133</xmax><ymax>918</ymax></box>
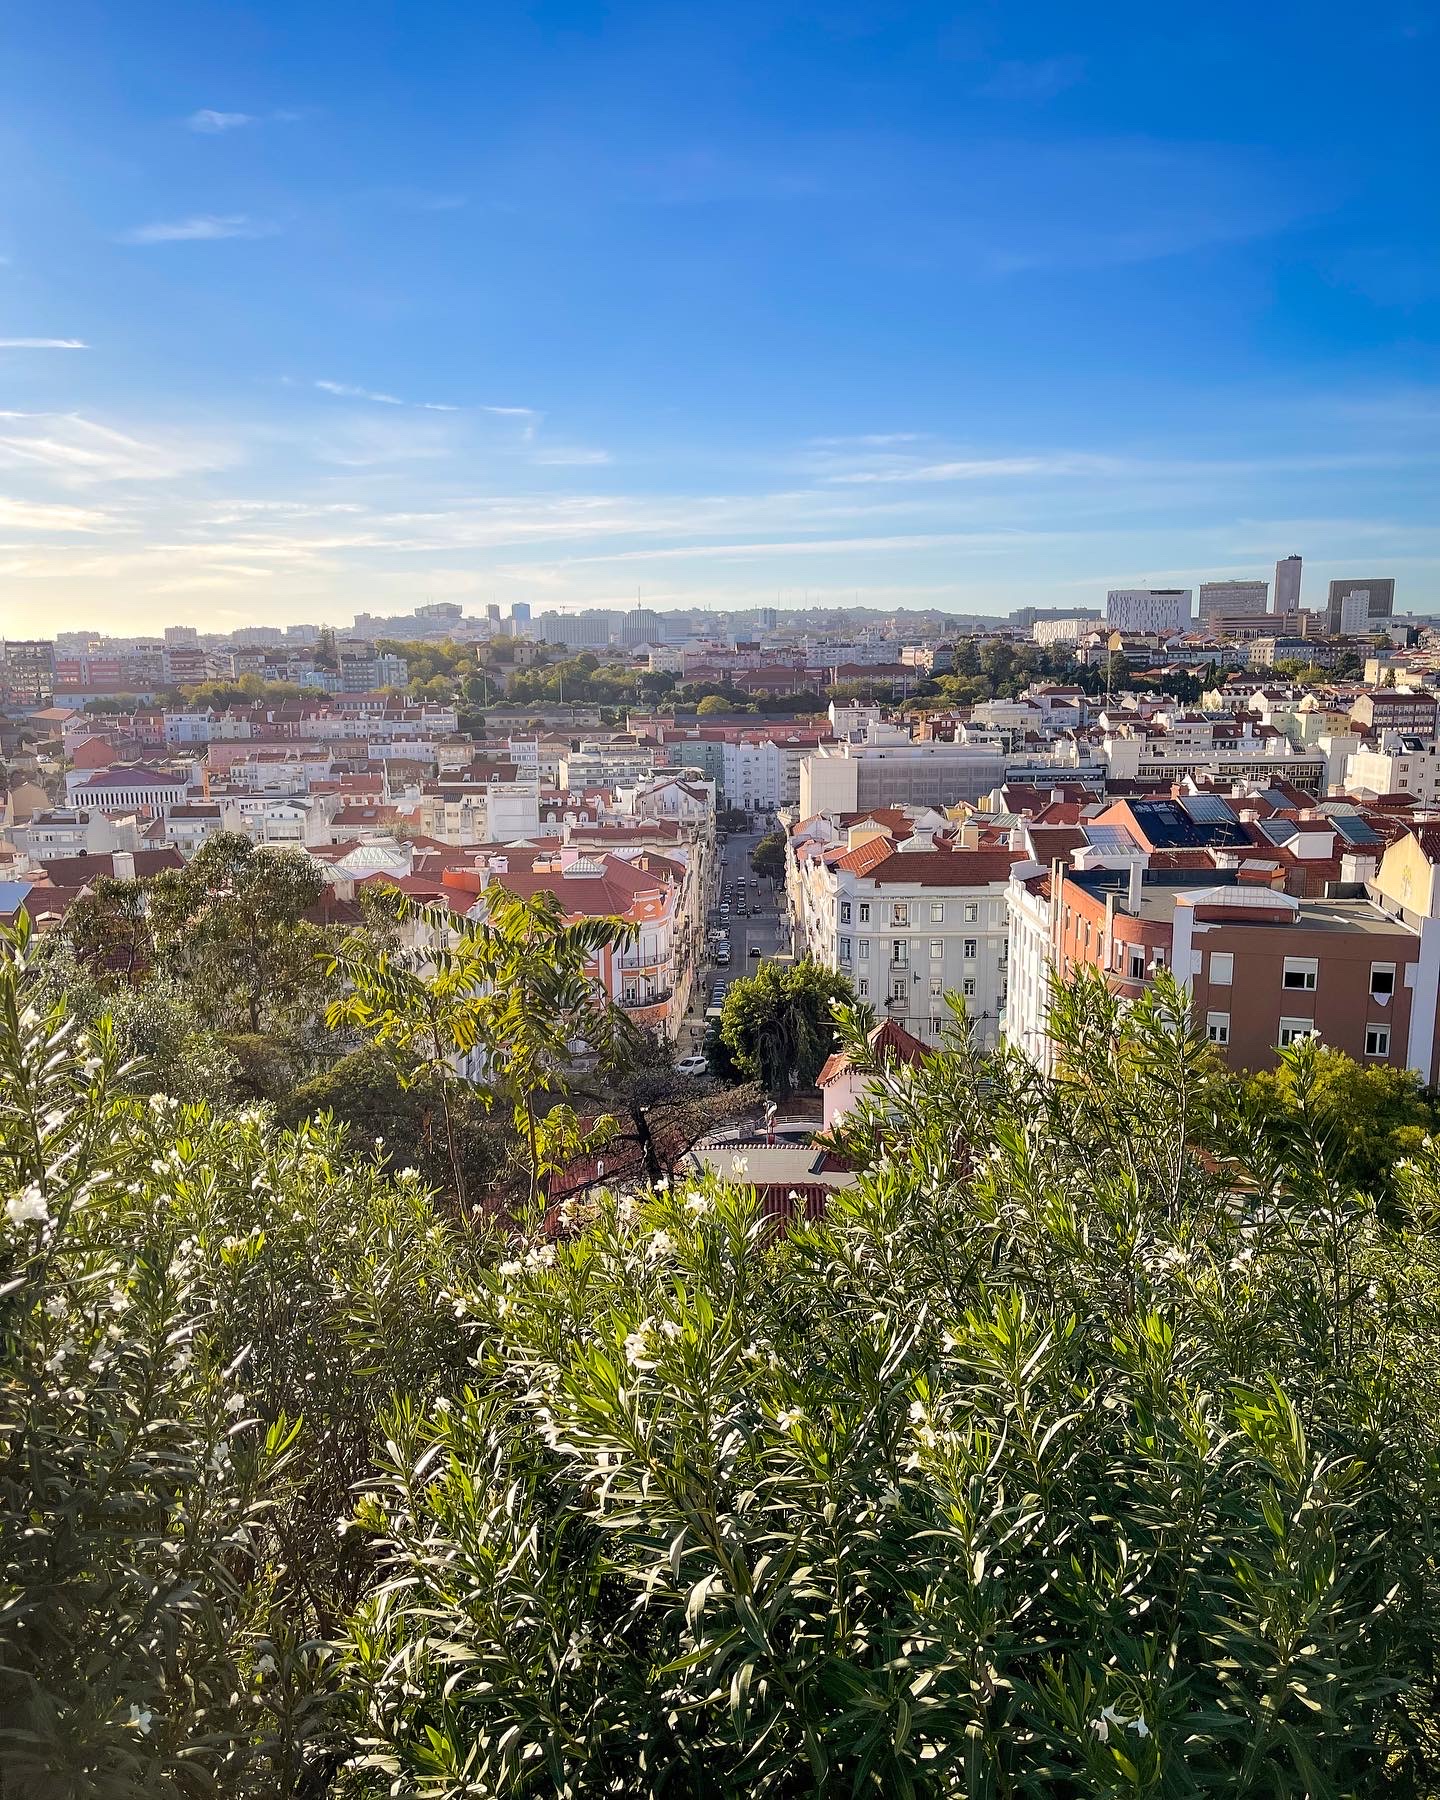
<box><xmin>4</xmin><ymin>930</ymin><xmax>1440</xmax><ymax>1795</ymax></box>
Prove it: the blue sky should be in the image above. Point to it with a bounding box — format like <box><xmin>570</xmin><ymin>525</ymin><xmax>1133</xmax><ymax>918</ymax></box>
<box><xmin>1</xmin><ymin>0</ymin><xmax>1437</xmax><ymax>634</ymax></box>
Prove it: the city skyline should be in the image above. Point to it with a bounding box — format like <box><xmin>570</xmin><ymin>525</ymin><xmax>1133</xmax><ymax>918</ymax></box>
<box><xmin>2</xmin><ymin>0</ymin><xmax>1437</xmax><ymax>633</ymax></box>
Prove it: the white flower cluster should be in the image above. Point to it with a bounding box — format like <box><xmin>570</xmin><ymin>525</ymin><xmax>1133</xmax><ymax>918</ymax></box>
<box><xmin>1089</xmin><ymin>1703</ymin><xmax>1149</xmax><ymax>1742</ymax></box>
<box><xmin>5</xmin><ymin>1186</ymin><xmax>50</xmax><ymax>1229</ymax></box>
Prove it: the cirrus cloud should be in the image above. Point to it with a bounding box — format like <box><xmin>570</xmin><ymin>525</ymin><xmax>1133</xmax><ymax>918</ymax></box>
<box><xmin>120</xmin><ymin>214</ymin><xmax>277</xmax><ymax>244</ymax></box>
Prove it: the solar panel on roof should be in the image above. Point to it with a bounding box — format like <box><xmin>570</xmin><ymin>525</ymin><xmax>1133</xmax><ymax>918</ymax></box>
<box><xmin>1257</xmin><ymin>820</ymin><xmax>1298</xmax><ymax>847</ymax></box>
<box><xmin>1332</xmin><ymin>814</ymin><xmax>1380</xmax><ymax>846</ymax></box>
<box><xmin>1083</xmin><ymin>825</ymin><xmax>1138</xmax><ymax>853</ymax></box>
<box><xmin>1178</xmin><ymin>793</ymin><xmax>1238</xmax><ymax>823</ymax></box>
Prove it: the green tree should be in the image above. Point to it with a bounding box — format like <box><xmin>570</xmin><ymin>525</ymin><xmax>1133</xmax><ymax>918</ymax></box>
<box><xmin>717</xmin><ymin>957</ymin><xmax>854</xmax><ymax>1095</ymax></box>
<box><xmin>1229</xmin><ymin>1040</ymin><xmax>1440</xmax><ymax>1202</ymax></box>
<box><xmin>695</xmin><ymin>694</ymin><xmax>730</xmax><ymax>716</ymax></box>
<box><xmin>150</xmin><ymin>834</ymin><xmax>329</xmax><ymax>1036</ymax></box>
<box><xmin>750</xmin><ymin>827</ymin><xmax>787</xmax><ymax>882</ymax></box>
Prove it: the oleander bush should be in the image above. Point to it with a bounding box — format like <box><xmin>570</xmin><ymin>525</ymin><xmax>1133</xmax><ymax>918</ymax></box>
<box><xmin>5</xmin><ymin>911</ymin><xmax>1440</xmax><ymax>1796</ymax></box>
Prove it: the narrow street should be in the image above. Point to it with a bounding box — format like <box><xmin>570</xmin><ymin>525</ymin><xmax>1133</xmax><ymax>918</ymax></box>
<box><xmin>678</xmin><ymin>820</ymin><xmax>788</xmax><ymax>1050</ymax></box>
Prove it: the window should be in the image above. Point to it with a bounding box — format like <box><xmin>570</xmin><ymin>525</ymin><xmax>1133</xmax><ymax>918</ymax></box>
<box><xmin>930</xmin><ymin>937</ymin><xmax>943</xmax><ymax>960</ymax></box>
<box><xmin>930</xmin><ymin>1017</ymin><xmax>944</xmax><ymax>1037</ymax></box>
<box><xmin>963</xmin><ymin>978</ymin><xmax>976</xmax><ymax>998</ymax></box>
<box><xmin>891</xmin><ymin>940</ymin><xmax>908</xmax><ymax>966</ymax></box>
<box><xmin>963</xmin><ymin>938</ymin><xmax>977</xmax><ymax>959</ymax></box>
<box><xmin>930</xmin><ymin>901</ymin><xmax>944</xmax><ymax>923</ymax></box>
<box><xmin>857</xmin><ymin>977</ymin><xmax>869</xmax><ymax>998</ymax></box>
<box><xmin>839</xmin><ymin>900</ymin><xmax>852</xmax><ymax>924</ymax></box>
<box><xmin>1279</xmin><ymin>1019</ymin><xmax>1320</xmax><ymax>1048</ymax></box>
<box><xmin>1365</xmin><ymin>1025</ymin><xmax>1391</xmax><ymax>1058</ymax></box>
<box><xmin>891</xmin><ymin>976</ymin><xmax>907</xmax><ymax>1002</ymax></box>
<box><xmin>858</xmin><ymin>939</ymin><xmax>870</xmax><ymax>961</ymax></box>
<box><xmin>1128</xmin><ymin>948</ymin><xmax>1145</xmax><ymax>981</ymax></box>
<box><xmin>891</xmin><ymin>902</ymin><xmax>909</xmax><ymax>926</ymax></box>
<box><xmin>930</xmin><ymin>975</ymin><xmax>944</xmax><ymax>997</ymax></box>
<box><xmin>1370</xmin><ymin>963</ymin><xmax>1396</xmax><ymax>1003</ymax></box>
<box><xmin>964</xmin><ymin>902</ymin><xmax>979</xmax><ymax>922</ymax></box>
<box><xmin>1206</xmin><ymin>1012</ymin><xmax>1230</xmax><ymax>1046</ymax></box>
<box><xmin>858</xmin><ymin>902</ymin><xmax>870</xmax><ymax>923</ymax></box>
<box><xmin>1210</xmin><ymin>952</ymin><xmax>1233</xmax><ymax>986</ymax></box>
<box><xmin>839</xmin><ymin>936</ymin><xmax>851</xmax><ymax>963</ymax></box>
<box><xmin>1282</xmin><ymin>957</ymin><xmax>1318</xmax><ymax>991</ymax></box>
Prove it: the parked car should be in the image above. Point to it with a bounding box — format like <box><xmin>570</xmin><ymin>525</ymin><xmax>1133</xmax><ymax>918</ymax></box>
<box><xmin>675</xmin><ymin>1054</ymin><xmax>709</xmax><ymax>1077</ymax></box>
<box><xmin>748</xmin><ymin>945</ymin><xmax>762</xmax><ymax>957</ymax></box>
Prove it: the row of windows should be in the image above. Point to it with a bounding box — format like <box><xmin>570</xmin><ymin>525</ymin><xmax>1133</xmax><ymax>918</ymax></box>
<box><xmin>854</xmin><ymin>976</ymin><xmax>981</xmax><ymax>1001</ymax></box>
<box><xmin>839</xmin><ymin>937</ymin><xmax>984</xmax><ymax>964</ymax></box>
<box><xmin>839</xmin><ymin>899</ymin><xmax>984</xmax><ymax>927</ymax></box>
<box><xmin>1206</xmin><ymin>1013</ymin><xmax>1393</xmax><ymax>1058</ymax></box>
<box><xmin>1212</xmin><ymin>952</ymin><xmax>1396</xmax><ymax>1002</ymax></box>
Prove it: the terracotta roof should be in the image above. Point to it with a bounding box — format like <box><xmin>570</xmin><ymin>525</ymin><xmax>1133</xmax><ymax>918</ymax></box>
<box><xmin>1026</xmin><ymin>825</ymin><xmax>1089</xmax><ymax>863</ymax></box>
<box><xmin>862</xmin><ymin>848</ymin><xmax>1022</xmax><ymax>887</ymax></box>
<box><xmin>32</xmin><ymin>849</ymin><xmax>184</xmax><ymax>883</ymax></box>
<box><xmin>831</xmin><ymin>837</ymin><xmax>897</xmax><ymax>877</ymax></box>
<box><xmin>817</xmin><ymin>1017</ymin><xmax>931</xmax><ymax>1087</ymax></box>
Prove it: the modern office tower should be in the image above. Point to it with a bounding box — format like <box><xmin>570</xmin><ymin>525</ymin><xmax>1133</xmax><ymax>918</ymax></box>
<box><xmin>1326</xmin><ymin>578</ymin><xmax>1395</xmax><ymax>634</ymax></box>
<box><xmin>510</xmin><ymin>602</ymin><xmax>532</xmax><ymax>624</ymax></box>
<box><xmin>0</xmin><ymin>639</ymin><xmax>57</xmax><ymax>706</ymax></box>
<box><xmin>1198</xmin><ymin>581</ymin><xmax>1269</xmax><ymax>625</ymax></box>
<box><xmin>1104</xmin><ymin>588</ymin><xmax>1192</xmax><ymax>634</ymax></box>
<box><xmin>756</xmin><ymin>606</ymin><xmax>779</xmax><ymax>630</ymax></box>
<box><xmin>1274</xmin><ymin>555</ymin><xmax>1302</xmax><ymax>615</ymax></box>
<box><xmin>486</xmin><ymin>603</ymin><xmax>502</xmax><ymax>623</ymax></box>
<box><xmin>621</xmin><ymin>606</ymin><xmax>664</xmax><ymax>647</ymax></box>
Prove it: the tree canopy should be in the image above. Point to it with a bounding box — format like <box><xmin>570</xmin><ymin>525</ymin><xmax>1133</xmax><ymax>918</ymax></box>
<box><xmin>713</xmin><ymin>957</ymin><xmax>856</xmax><ymax>1095</ymax></box>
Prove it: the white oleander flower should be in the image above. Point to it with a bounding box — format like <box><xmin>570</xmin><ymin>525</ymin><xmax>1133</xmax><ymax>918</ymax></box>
<box><xmin>6</xmin><ymin>1187</ymin><xmax>50</xmax><ymax>1228</ymax></box>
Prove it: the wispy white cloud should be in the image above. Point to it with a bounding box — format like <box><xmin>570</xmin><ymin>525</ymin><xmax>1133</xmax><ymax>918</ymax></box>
<box><xmin>312</xmin><ymin>379</ymin><xmax>459</xmax><ymax>412</ymax></box>
<box><xmin>0</xmin><ymin>497</ymin><xmax>119</xmax><ymax>532</ymax></box>
<box><xmin>186</xmin><ymin>108</ymin><xmax>256</xmax><ymax>133</ymax></box>
<box><xmin>0</xmin><ymin>412</ymin><xmax>234</xmax><ymax>483</ymax></box>
<box><xmin>809</xmin><ymin>432</ymin><xmax>923</xmax><ymax>448</ymax></box>
<box><xmin>828</xmin><ymin>455</ymin><xmax>1099</xmax><ymax>484</ymax></box>
<box><xmin>314</xmin><ymin>379</ymin><xmax>404</xmax><ymax>406</ymax></box>
<box><xmin>529</xmin><ymin>446</ymin><xmax>612</xmax><ymax>466</ymax></box>
<box><xmin>121</xmin><ymin>214</ymin><xmax>276</xmax><ymax>244</ymax></box>
<box><xmin>0</xmin><ymin>337</ymin><xmax>88</xmax><ymax>350</ymax></box>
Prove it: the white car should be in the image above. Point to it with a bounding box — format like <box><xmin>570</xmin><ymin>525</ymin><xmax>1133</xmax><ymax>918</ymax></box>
<box><xmin>675</xmin><ymin>1054</ymin><xmax>709</xmax><ymax>1077</ymax></box>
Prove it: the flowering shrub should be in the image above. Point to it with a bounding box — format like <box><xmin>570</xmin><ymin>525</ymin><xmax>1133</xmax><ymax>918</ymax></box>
<box><xmin>0</xmin><ymin>918</ymin><xmax>478</xmax><ymax>1794</ymax></box>
<box><xmin>5</xmin><ymin>921</ymin><xmax>1440</xmax><ymax>1795</ymax></box>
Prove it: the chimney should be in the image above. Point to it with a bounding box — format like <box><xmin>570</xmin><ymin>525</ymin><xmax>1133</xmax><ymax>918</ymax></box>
<box><xmin>1127</xmin><ymin>860</ymin><xmax>1143</xmax><ymax>912</ymax></box>
<box><xmin>111</xmin><ymin>851</ymin><xmax>136</xmax><ymax>881</ymax></box>
<box><xmin>959</xmin><ymin>822</ymin><xmax>981</xmax><ymax>849</ymax></box>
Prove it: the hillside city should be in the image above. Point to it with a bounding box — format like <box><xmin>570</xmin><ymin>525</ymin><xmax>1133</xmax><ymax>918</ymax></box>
<box><xmin>2</xmin><ymin>556</ymin><xmax>1435</xmax><ymax>1117</ymax></box>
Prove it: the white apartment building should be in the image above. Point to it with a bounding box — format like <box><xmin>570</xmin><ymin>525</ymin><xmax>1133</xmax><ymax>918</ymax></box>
<box><xmin>560</xmin><ymin>744</ymin><xmax>657</xmax><ymax>788</ymax></box>
<box><xmin>798</xmin><ymin>740</ymin><xmax>1008</xmax><ymax>817</ymax></box>
<box><xmin>10</xmin><ymin>808</ymin><xmax>144</xmax><ymax>862</ymax></box>
<box><xmin>1344</xmin><ymin>734</ymin><xmax>1440</xmax><ymax>804</ymax></box>
<box><xmin>1031</xmin><ymin>617</ymin><xmax>1093</xmax><ymax>646</ymax></box>
<box><xmin>1105</xmin><ymin>589</ymin><xmax>1192</xmax><ymax>634</ymax></box>
<box><xmin>789</xmin><ymin>820</ymin><xmax>1018</xmax><ymax>1048</ymax></box>
<box><xmin>219</xmin><ymin>793</ymin><xmax>336</xmax><ymax>847</ymax></box>
<box><xmin>721</xmin><ymin>737</ymin><xmax>818</xmax><ymax>813</ymax></box>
